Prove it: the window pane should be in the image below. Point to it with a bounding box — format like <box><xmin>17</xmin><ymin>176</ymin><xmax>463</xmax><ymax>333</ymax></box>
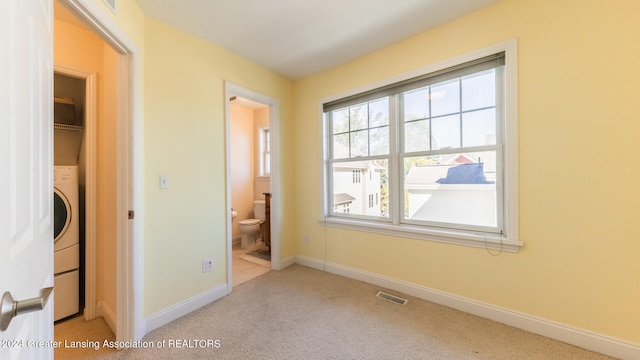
<box><xmin>462</xmin><ymin>69</ymin><xmax>495</xmax><ymax>111</ymax></box>
<box><xmin>369</xmin><ymin>127</ymin><xmax>389</xmax><ymax>156</ymax></box>
<box><xmin>403</xmin><ymin>151</ymin><xmax>497</xmax><ymax>227</ymax></box>
<box><xmin>265</xmin><ymin>153</ymin><xmax>270</xmax><ymax>174</ymax></box>
<box><xmin>350</xmin><ymin>103</ymin><xmax>367</xmax><ymax>131</ymax></box>
<box><xmin>332</xmin><ymin>160</ymin><xmax>388</xmax><ymax>217</ymax></box>
<box><xmin>404</xmin><ymin>119</ymin><xmax>430</xmax><ymax>153</ymax></box>
<box><xmin>265</xmin><ymin>130</ymin><xmax>271</xmax><ymax>151</ymax></box>
<box><xmin>331</xmin><ymin>98</ymin><xmax>391</xmax><ymax>159</ymax></box>
<box><xmin>332</xmin><ymin>108</ymin><xmax>349</xmax><ymax>134</ymax></box>
<box><xmin>462</xmin><ymin>109</ymin><xmax>496</xmax><ymax>147</ymax></box>
<box><xmin>431</xmin><ymin>79</ymin><xmax>460</xmax><ymax>116</ymax></box>
<box><xmin>333</xmin><ymin>133</ymin><xmax>349</xmax><ymax>159</ymax></box>
<box><xmin>369</xmin><ymin>98</ymin><xmax>389</xmax><ymax>127</ymax></box>
<box><xmin>350</xmin><ymin>130</ymin><xmax>368</xmax><ymax>157</ymax></box>
<box><xmin>431</xmin><ymin>114</ymin><xmax>460</xmax><ymax>149</ymax></box>
<box><xmin>403</xmin><ymin>87</ymin><xmax>429</xmax><ymax>121</ymax></box>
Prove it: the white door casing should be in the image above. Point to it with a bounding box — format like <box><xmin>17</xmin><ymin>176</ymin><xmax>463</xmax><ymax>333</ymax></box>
<box><xmin>0</xmin><ymin>0</ymin><xmax>55</xmax><ymax>359</ymax></box>
<box><xmin>57</xmin><ymin>0</ymin><xmax>142</xmax><ymax>341</ymax></box>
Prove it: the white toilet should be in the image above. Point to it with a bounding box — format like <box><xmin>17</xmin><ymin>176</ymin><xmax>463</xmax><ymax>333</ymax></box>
<box><xmin>238</xmin><ymin>200</ymin><xmax>266</xmax><ymax>249</ymax></box>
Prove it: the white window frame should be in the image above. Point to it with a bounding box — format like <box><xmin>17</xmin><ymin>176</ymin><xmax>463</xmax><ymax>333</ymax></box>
<box><xmin>319</xmin><ymin>39</ymin><xmax>521</xmax><ymax>252</ymax></box>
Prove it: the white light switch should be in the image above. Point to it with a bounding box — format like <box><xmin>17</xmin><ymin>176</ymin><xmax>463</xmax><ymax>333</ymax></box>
<box><xmin>159</xmin><ymin>174</ymin><xmax>169</xmax><ymax>189</ymax></box>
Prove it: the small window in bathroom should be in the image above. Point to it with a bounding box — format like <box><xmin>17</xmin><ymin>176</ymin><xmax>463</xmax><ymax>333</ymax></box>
<box><xmin>260</xmin><ymin>127</ymin><xmax>271</xmax><ymax>176</ymax></box>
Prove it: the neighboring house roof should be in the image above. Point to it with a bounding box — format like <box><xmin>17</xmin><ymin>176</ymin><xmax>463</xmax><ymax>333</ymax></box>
<box><xmin>405</xmin><ymin>153</ymin><xmax>496</xmax><ymax>186</ymax></box>
<box><xmin>334</xmin><ymin>193</ymin><xmax>356</xmax><ymax>205</ymax></box>
<box><xmin>441</xmin><ymin>151</ymin><xmax>496</xmax><ymax>173</ymax></box>
<box><xmin>436</xmin><ymin>163</ymin><xmax>493</xmax><ymax>184</ymax></box>
<box><xmin>405</xmin><ymin>165</ymin><xmax>452</xmax><ymax>185</ymax></box>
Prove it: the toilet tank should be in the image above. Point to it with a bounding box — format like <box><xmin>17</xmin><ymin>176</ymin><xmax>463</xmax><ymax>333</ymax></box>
<box><xmin>253</xmin><ymin>200</ymin><xmax>266</xmax><ymax>220</ymax></box>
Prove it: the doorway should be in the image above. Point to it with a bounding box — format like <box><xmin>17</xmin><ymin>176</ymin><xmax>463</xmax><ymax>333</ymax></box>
<box><xmin>54</xmin><ymin>0</ymin><xmax>141</xmax><ymax>342</ymax></box>
<box><xmin>229</xmin><ymin>95</ymin><xmax>271</xmax><ymax>285</ymax></box>
<box><xmin>53</xmin><ymin>67</ymin><xmax>95</xmax><ymax>324</ymax></box>
<box><xmin>225</xmin><ymin>82</ymin><xmax>282</xmax><ymax>291</ymax></box>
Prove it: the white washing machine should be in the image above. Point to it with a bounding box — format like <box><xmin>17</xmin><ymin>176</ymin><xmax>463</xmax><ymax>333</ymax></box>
<box><xmin>54</xmin><ymin>165</ymin><xmax>80</xmax><ymax>321</ymax></box>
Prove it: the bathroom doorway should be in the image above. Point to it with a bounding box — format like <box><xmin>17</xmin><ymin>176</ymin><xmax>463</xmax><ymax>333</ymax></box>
<box><xmin>225</xmin><ymin>82</ymin><xmax>282</xmax><ymax>289</ymax></box>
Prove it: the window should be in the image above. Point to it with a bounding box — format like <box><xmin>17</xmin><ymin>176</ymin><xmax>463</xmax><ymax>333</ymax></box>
<box><xmin>321</xmin><ymin>42</ymin><xmax>520</xmax><ymax>251</ymax></box>
<box><xmin>352</xmin><ymin>170</ymin><xmax>361</xmax><ymax>183</ymax></box>
<box><xmin>260</xmin><ymin>127</ymin><xmax>270</xmax><ymax>176</ymax></box>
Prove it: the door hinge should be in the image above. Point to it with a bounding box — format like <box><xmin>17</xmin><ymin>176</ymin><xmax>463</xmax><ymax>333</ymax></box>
<box><xmin>128</xmin><ymin>210</ymin><xmax>135</xmax><ymax>219</ymax></box>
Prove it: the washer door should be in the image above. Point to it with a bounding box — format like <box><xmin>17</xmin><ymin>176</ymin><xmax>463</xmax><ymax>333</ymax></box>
<box><xmin>54</xmin><ymin>187</ymin><xmax>71</xmax><ymax>243</ymax></box>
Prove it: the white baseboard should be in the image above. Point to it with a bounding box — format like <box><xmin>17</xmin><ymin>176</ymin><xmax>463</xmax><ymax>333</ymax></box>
<box><xmin>294</xmin><ymin>255</ymin><xmax>324</xmax><ymax>270</ymax></box>
<box><xmin>280</xmin><ymin>254</ymin><xmax>296</xmax><ymax>269</ymax></box>
<box><xmin>96</xmin><ymin>301</ymin><xmax>116</xmax><ymax>334</ymax></box>
<box><xmin>144</xmin><ymin>284</ymin><xmax>229</xmax><ymax>334</ymax></box>
<box><xmin>295</xmin><ymin>255</ymin><xmax>640</xmax><ymax>360</ymax></box>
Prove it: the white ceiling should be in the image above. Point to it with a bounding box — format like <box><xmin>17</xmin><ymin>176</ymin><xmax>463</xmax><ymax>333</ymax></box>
<box><xmin>134</xmin><ymin>0</ymin><xmax>498</xmax><ymax>79</ymax></box>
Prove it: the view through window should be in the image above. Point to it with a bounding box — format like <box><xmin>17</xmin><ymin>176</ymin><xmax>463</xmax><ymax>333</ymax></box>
<box><xmin>325</xmin><ymin>53</ymin><xmax>506</xmax><ymax>234</ymax></box>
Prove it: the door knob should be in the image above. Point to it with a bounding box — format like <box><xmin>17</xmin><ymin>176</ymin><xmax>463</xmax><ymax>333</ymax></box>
<box><xmin>0</xmin><ymin>287</ymin><xmax>53</xmax><ymax>331</ymax></box>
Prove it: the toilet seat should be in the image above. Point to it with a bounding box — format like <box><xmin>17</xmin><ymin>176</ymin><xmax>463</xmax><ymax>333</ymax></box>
<box><xmin>239</xmin><ymin>219</ymin><xmax>261</xmax><ymax>226</ymax></box>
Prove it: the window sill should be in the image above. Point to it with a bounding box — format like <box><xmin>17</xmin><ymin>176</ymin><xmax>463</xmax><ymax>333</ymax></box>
<box><xmin>318</xmin><ymin>217</ymin><xmax>523</xmax><ymax>253</ymax></box>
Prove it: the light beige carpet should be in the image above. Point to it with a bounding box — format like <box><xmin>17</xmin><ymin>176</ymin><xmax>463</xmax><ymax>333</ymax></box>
<box><xmin>55</xmin><ymin>264</ymin><xmax>615</xmax><ymax>359</ymax></box>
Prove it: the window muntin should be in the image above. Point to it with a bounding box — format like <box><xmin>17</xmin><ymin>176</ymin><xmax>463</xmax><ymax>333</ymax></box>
<box><xmin>331</xmin><ymin>99</ymin><xmax>390</xmax><ymax>159</ymax></box>
<box><xmin>401</xmin><ymin>69</ymin><xmax>498</xmax><ymax>153</ymax></box>
<box><xmin>325</xmin><ymin>53</ymin><xmax>506</xmax><ymax>235</ymax></box>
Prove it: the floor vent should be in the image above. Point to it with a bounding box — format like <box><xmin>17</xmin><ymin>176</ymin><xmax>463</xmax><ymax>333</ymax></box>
<box><xmin>376</xmin><ymin>291</ymin><xmax>408</xmax><ymax>305</ymax></box>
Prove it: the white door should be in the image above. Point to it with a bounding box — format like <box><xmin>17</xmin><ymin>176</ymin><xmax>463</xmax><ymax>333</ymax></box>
<box><xmin>0</xmin><ymin>0</ymin><xmax>55</xmax><ymax>359</ymax></box>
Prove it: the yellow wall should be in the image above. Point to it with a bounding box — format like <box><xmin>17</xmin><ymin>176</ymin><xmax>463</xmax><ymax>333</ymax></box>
<box><xmin>142</xmin><ymin>17</ymin><xmax>293</xmax><ymax>315</ymax></box>
<box><xmin>93</xmin><ymin>0</ymin><xmax>146</xmax><ymax>49</ymax></box>
<box><xmin>62</xmin><ymin>0</ymin><xmax>639</xmax><ymax>347</ymax></box>
<box><xmin>292</xmin><ymin>0</ymin><xmax>640</xmax><ymax>343</ymax></box>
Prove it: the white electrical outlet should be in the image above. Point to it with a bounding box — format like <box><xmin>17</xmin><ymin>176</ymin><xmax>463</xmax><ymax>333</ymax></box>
<box><xmin>304</xmin><ymin>235</ymin><xmax>310</xmax><ymax>245</ymax></box>
<box><xmin>202</xmin><ymin>258</ymin><xmax>213</xmax><ymax>273</ymax></box>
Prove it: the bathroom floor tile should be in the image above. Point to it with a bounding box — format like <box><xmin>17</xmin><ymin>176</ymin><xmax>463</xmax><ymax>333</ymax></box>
<box><xmin>232</xmin><ymin>243</ymin><xmax>271</xmax><ymax>286</ymax></box>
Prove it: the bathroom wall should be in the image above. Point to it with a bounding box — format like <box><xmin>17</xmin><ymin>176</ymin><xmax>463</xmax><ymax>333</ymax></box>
<box><xmin>230</xmin><ymin>104</ymin><xmax>255</xmax><ymax>240</ymax></box>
